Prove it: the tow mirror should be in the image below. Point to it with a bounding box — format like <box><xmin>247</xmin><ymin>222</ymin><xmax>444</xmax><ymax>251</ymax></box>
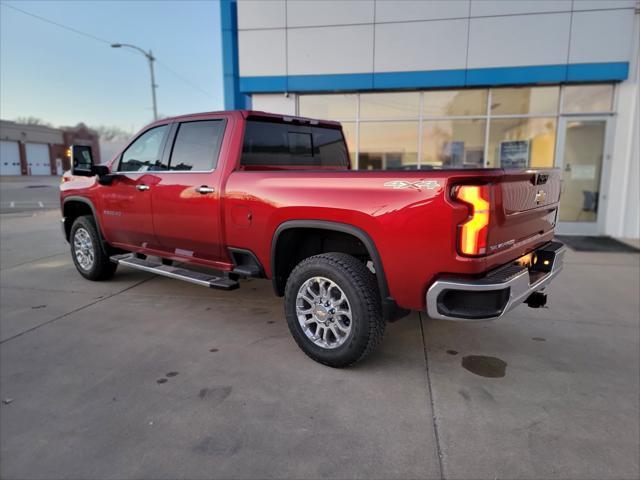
<box><xmin>71</xmin><ymin>145</ymin><xmax>95</xmax><ymax>177</ymax></box>
<box><xmin>70</xmin><ymin>145</ymin><xmax>113</xmax><ymax>184</ymax></box>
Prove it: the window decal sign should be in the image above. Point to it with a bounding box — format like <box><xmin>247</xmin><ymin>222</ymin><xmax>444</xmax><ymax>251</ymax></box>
<box><xmin>499</xmin><ymin>140</ymin><xmax>530</xmax><ymax>169</ymax></box>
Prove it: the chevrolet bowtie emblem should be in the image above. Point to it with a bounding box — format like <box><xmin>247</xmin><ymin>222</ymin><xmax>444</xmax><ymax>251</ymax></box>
<box><xmin>535</xmin><ymin>189</ymin><xmax>546</xmax><ymax>204</ymax></box>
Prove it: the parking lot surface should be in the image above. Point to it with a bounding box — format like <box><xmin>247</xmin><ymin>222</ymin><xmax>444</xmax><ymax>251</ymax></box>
<box><xmin>0</xmin><ymin>175</ymin><xmax>60</xmax><ymax>214</ymax></box>
<box><xmin>1</xmin><ymin>195</ymin><xmax>638</xmax><ymax>479</ymax></box>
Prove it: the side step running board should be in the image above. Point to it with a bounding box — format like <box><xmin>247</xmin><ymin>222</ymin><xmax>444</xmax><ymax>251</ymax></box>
<box><xmin>231</xmin><ymin>265</ymin><xmax>262</xmax><ymax>277</ymax></box>
<box><xmin>110</xmin><ymin>254</ymin><xmax>239</xmax><ymax>290</ymax></box>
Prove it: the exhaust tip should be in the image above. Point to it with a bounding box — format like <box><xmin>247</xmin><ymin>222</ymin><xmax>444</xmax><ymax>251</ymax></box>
<box><xmin>525</xmin><ymin>292</ymin><xmax>547</xmax><ymax>309</ymax></box>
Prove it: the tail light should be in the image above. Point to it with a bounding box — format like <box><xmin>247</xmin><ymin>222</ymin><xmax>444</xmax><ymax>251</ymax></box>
<box><xmin>454</xmin><ymin>184</ymin><xmax>490</xmax><ymax>256</ymax></box>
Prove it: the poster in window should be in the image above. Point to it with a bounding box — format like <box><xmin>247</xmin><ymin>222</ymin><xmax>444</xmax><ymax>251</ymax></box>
<box><xmin>442</xmin><ymin>141</ymin><xmax>465</xmax><ymax>167</ymax></box>
<box><xmin>499</xmin><ymin>140</ymin><xmax>530</xmax><ymax>169</ymax></box>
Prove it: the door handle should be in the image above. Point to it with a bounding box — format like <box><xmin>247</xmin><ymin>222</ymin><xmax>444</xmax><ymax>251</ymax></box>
<box><xmin>136</xmin><ymin>184</ymin><xmax>150</xmax><ymax>191</ymax></box>
<box><xmin>196</xmin><ymin>186</ymin><xmax>215</xmax><ymax>194</ymax></box>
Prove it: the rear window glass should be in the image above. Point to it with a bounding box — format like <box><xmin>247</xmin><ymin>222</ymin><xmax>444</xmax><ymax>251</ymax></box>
<box><xmin>169</xmin><ymin>120</ymin><xmax>225</xmax><ymax>171</ymax></box>
<box><xmin>240</xmin><ymin>119</ymin><xmax>349</xmax><ymax>168</ymax></box>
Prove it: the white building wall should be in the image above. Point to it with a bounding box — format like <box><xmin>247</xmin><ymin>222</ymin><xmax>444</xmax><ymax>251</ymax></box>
<box><xmin>237</xmin><ymin>0</ymin><xmax>637</xmax><ymax>78</ymax></box>
<box><xmin>288</xmin><ymin>25</ymin><xmax>373</xmax><ymax>75</ymax></box>
<box><xmin>375</xmin><ymin>19</ymin><xmax>468</xmax><ymax>72</ymax></box>
<box><xmin>569</xmin><ymin>9</ymin><xmax>636</xmax><ymax>63</ymax></box>
<box><xmin>251</xmin><ymin>93</ymin><xmax>296</xmax><ymax>116</ymax></box>
<box><xmin>238</xmin><ymin>29</ymin><xmax>287</xmax><ymax>77</ymax></box>
<box><xmin>469</xmin><ymin>0</ymin><xmax>572</xmax><ymax>16</ymax></box>
<box><xmin>376</xmin><ymin>0</ymin><xmax>469</xmax><ymax>22</ymax></box>
<box><xmin>286</xmin><ymin>0</ymin><xmax>374</xmax><ymax>27</ymax></box>
<box><xmin>467</xmin><ymin>13</ymin><xmax>571</xmax><ymax>68</ymax></box>
<box><xmin>237</xmin><ymin>0</ymin><xmax>285</xmax><ymax>29</ymax></box>
<box><xmin>606</xmin><ymin>8</ymin><xmax>639</xmax><ymax>239</ymax></box>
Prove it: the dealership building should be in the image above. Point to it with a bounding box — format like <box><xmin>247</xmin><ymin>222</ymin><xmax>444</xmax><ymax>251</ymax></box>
<box><xmin>221</xmin><ymin>0</ymin><xmax>639</xmax><ymax>239</ymax></box>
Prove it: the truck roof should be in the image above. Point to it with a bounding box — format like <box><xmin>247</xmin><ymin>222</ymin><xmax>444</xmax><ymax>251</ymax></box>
<box><xmin>149</xmin><ymin>110</ymin><xmax>342</xmax><ymax>128</ymax></box>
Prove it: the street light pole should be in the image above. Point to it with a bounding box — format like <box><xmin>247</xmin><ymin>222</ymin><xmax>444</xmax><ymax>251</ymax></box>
<box><xmin>147</xmin><ymin>50</ymin><xmax>158</xmax><ymax>121</ymax></box>
<box><xmin>111</xmin><ymin>43</ymin><xmax>158</xmax><ymax>121</ymax></box>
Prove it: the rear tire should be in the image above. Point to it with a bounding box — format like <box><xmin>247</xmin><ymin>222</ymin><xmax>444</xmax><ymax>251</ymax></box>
<box><xmin>70</xmin><ymin>215</ymin><xmax>117</xmax><ymax>281</ymax></box>
<box><xmin>284</xmin><ymin>252</ymin><xmax>385</xmax><ymax>367</ymax></box>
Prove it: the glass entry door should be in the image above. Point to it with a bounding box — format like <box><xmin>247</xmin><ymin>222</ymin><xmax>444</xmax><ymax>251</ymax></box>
<box><xmin>555</xmin><ymin>117</ymin><xmax>611</xmax><ymax>235</ymax></box>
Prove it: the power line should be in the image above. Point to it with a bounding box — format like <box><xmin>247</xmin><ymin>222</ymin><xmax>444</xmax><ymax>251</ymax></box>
<box><xmin>156</xmin><ymin>60</ymin><xmax>215</xmax><ymax>99</ymax></box>
<box><xmin>0</xmin><ymin>1</ymin><xmax>111</xmax><ymax>45</ymax></box>
<box><xmin>0</xmin><ymin>1</ymin><xmax>217</xmax><ymax>101</ymax></box>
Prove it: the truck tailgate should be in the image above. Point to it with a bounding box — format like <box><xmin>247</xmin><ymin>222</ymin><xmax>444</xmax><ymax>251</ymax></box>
<box><xmin>487</xmin><ymin>169</ymin><xmax>561</xmax><ymax>254</ymax></box>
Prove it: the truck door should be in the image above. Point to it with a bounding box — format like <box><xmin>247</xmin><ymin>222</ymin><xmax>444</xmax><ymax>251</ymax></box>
<box><xmin>100</xmin><ymin>124</ymin><xmax>169</xmax><ymax>249</ymax></box>
<box><xmin>149</xmin><ymin>119</ymin><xmax>227</xmax><ymax>262</ymax></box>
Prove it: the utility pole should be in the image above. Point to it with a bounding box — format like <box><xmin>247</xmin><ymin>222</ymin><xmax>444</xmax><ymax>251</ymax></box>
<box><xmin>111</xmin><ymin>43</ymin><xmax>158</xmax><ymax>121</ymax></box>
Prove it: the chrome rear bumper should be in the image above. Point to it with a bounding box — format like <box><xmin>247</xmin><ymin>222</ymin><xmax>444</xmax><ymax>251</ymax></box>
<box><xmin>426</xmin><ymin>241</ymin><xmax>566</xmax><ymax>321</ymax></box>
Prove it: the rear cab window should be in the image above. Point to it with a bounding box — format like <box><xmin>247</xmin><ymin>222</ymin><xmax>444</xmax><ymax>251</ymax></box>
<box><xmin>167</xmin><ymin>120</ymin><xmax>226</xmax><ymax>171</ymax></box>
<box><xmin>240</xmin><ymin>118</ymin><xmax>349</xmax><ymax>169</ymax></box>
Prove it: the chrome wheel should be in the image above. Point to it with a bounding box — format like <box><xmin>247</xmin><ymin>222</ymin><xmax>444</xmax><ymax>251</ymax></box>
<box><xmin>296</xmin><ymin>276</ymin><xmax>352</xmax><ymax>349</ymax></box>
<box><xmin>73</xmin><ymin>227</ymin><xmax>95</xmax><ymax>271</ymax></box>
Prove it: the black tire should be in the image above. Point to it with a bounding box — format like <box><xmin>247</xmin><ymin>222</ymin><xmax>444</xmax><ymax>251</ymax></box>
<box><xmin>284</xmin><ymin>252</ymin><xmax>385</xmax><ymax>368</ymax></box>
<box><xmin>69</xmin><ymin>215</ymin><xmax>117</xmax><ymax>281</ymax></box>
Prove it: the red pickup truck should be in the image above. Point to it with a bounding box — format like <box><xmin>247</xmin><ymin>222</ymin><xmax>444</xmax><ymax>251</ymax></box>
<box><xmin>61</xmin><ymin>110</ymin><xmax>565</xmax><ymax>367</ymax></box>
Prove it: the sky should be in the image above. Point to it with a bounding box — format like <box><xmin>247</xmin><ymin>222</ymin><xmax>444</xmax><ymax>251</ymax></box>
<box><xmin>0</xmin><ymin>0</ymin><xmax>223</xmax><ymax>133</ymax></box>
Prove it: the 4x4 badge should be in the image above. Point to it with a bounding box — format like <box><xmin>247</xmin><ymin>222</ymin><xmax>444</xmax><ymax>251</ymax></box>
<box><xmin>384</xmin><ymin>180</ymin><xmax>441</xmax><ymax>191</ymax></box>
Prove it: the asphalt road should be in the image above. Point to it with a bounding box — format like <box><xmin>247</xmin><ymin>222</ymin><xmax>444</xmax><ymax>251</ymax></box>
<box><xmin>0</xmin><ymin>209</ymin><xmax>638</xmax><ymax>479</ymax></box>
<box><xmin>0</xmin><ymin>175</ymin><xmax>61</xmax><ymax>214</ymax></box>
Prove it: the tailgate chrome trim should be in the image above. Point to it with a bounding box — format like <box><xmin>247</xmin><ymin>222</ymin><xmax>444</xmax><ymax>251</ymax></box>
<box><xmin>426</xmin><ymin>242</ymin><xmax>566</xmax><ymax>321</ymax></box>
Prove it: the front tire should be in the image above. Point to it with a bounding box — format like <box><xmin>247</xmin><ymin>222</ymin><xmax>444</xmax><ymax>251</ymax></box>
<box><xmin>284</xmin><ymin>253</ymin><xmax>385</xmax><ymax>367</ymax></box>
<box><xmin>70</xmin><ymin>215</ymin><xmax>117</xmax><ymax>281</ymax></box>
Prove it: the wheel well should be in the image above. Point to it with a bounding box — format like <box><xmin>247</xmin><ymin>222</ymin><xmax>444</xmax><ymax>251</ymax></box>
<box><xmin>62</xmin><ymin>200</ymin><xmax>93</xmax><ymax>241</ymax></box>
<box><xmin>272</xmin><ymin>227</ymin><xmax>375</xmax><ymax>297</ymax></box>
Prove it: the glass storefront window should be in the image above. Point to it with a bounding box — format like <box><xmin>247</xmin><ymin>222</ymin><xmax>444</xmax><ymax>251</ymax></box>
<box><xmin>423</xmin><ymin>89</ymin><xmax>488</xmax><ymax>117</ymax></box>
<box><xmin>558</xmin><ymin>120</ymin><xmax>607</xmax><ymax>222</ymax></box>
<box><xmin>360</xmin><ymin>92</ymin><xmax>420</xmax><ymax>119</ymax></box>
<box><xmin>298</xmin><ymin>83</ymin><xmax>612</xmax><ymax>180</ymax></box>
<box><xmin>422</xmin><ymin>119</ymin><xmax>486</xmax><ymax>169</ymax></box>
<box><xmin>491</xmin><ymin>86</ymin><xmax>559</xmax><ymax>115</ymax></box>
<box><xmin>359</xmin><ymin>122</ymin><xmax>418</xmax><ymax>170</ymax></box>
<box><xmin>298</xmin><ymin>94</ymin><xmax>357</xmax><ymax>121</ymax></box>
<box><xmin>562</xmin><ymin>85</ymin><xmax>614</xmax><ymax>113</ymax></box>
<box><xmin>487</xmin><ymin>118</ymin><xmax>557</xmax><ymax>168</ymax></box>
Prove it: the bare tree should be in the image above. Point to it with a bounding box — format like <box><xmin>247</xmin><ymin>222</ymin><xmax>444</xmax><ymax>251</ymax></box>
<box><xmin>15</xmin><ymin>116</ymin><xmax>53</xmax><ymax>127</ymax></box>
<box><xmin>92</xmin><ymin>125</ymin><xmax>132</xmax><ymax>142</ymax></box>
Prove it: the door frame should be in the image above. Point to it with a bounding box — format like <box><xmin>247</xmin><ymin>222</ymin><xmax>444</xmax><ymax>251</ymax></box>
<box><xmin>554</xmin><ymin>115</ymin><xmax>614</xmax><ymax>236</ymax></box>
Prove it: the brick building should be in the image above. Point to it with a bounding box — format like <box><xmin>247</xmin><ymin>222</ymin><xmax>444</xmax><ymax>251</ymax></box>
<box><xmin>0</xmin><ymin>120</ymin><xmax>100</xmax><ymax>176</ymax></box>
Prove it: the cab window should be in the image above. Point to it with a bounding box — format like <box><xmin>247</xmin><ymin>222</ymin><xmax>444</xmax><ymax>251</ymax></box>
<box><xmin>240</xmin><ymin>119</ymin><xmax>349</xmax><ymax>168</ymax></box>
<box><xmin>118</xmin><ymin>125</ymin><xmax>169</xmax><ymax>172</ymax></box>
<box><xmin>168</xmin><ymin>120</ymin><xmax>225</xmax><ymax>171</ymax></box>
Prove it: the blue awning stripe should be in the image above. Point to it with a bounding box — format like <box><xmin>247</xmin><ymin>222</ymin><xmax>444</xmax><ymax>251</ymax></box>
<box><xmin>238</xmin><ymin>62</ymin><xmax>629</xmax><ymax>94</ymax></box>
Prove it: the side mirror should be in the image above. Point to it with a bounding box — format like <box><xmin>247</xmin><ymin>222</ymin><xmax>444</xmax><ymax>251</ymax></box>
<box><xmin>71</xmin><ymin>145</ymin><xmax>95</xmax><ymax>177</ymax></box>
<box><xmin>71</xmin><ymin>145</ymin><xmax>114</xmax><ymax>184</ymax></box>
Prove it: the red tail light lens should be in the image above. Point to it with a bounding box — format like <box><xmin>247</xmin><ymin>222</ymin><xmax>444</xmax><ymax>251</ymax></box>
<box><xmin>454</xmin><ymin>185</ymin><xmax>490</xmax><ymax>256</ymax></box>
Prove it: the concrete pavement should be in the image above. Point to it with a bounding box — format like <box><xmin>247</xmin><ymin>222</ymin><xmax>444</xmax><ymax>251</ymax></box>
<box><xmin>0</xmin><ymin>175</ymin><xmax>60</xmax><ymax>214</ymax></box>
<box><xmin>0</xmin><ymin>209</ymin><xmax>638</xmax><ymax>479</ymax></box>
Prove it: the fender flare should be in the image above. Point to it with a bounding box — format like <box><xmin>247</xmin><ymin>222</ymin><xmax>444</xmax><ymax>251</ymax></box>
<box><xmin>270</xmin><ymin>220</ymin><xmax>390</xmax><ymax>300</ymax></box>
<box><xmin>62</xmin><ymin>196</ymin><xmax>109</xmax><ymax>255</ymax></box>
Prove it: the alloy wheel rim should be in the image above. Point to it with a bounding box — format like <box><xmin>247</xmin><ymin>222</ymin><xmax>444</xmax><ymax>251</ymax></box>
<box><xmin>296</xmin><ymin>276</ymin><xmax>352</xmax><ymax>349</ymax></box>
<box><xmin>73</xmin><ymin>227</ymin><xmax>95</xmax><ymax>270</ymax></box>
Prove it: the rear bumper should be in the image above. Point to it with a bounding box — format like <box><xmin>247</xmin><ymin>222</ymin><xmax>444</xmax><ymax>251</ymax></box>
<box><xmin>426</xmin><ymin>241</ymin><xmax>566</xmax><ymax>321</ymax></box>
